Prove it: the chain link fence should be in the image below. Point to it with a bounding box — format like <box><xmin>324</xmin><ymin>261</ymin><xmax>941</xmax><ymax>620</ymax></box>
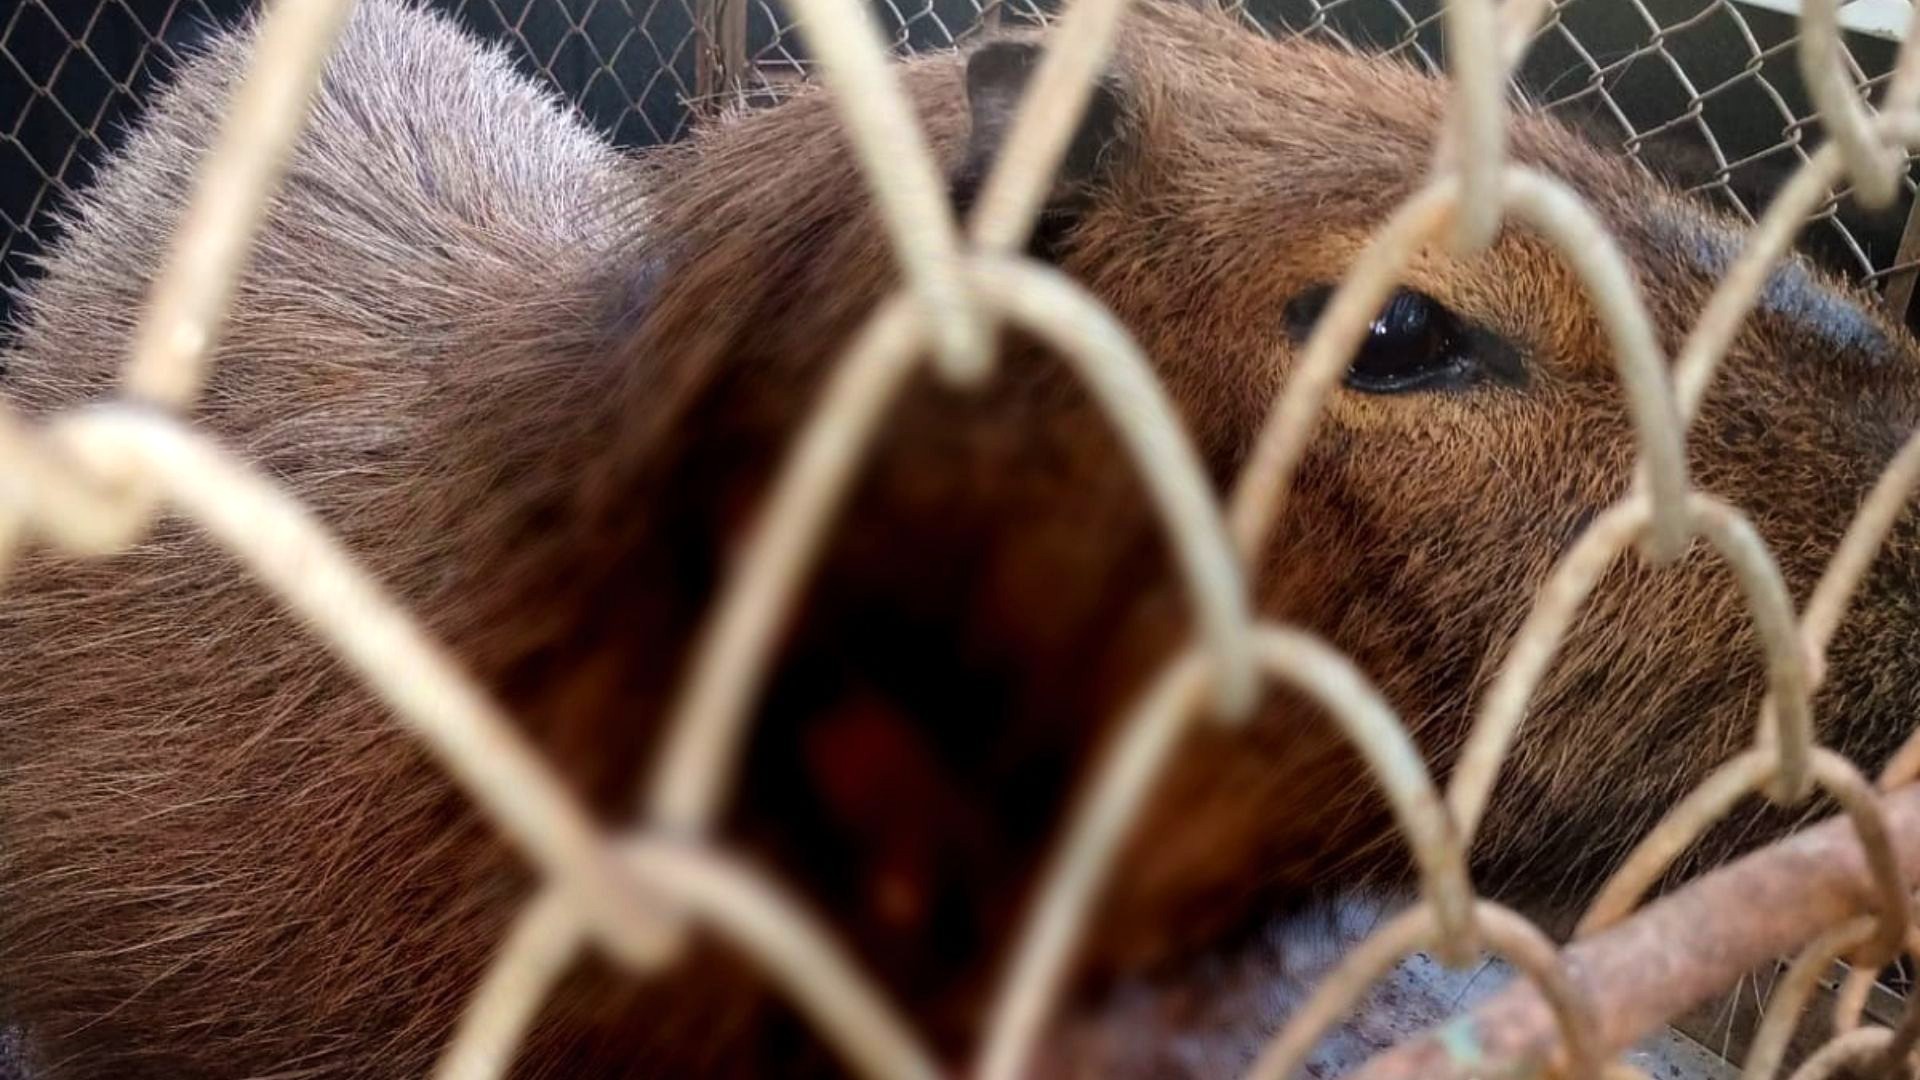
<box><xmin>0</xmin><ymin>0</ymin><xmax>1004</xmax><ymax>333</ymax></box>
<box><xmin>8</xmin><ymin>0</ymin><xmax>1920</xmax><ymax>1078</ymax></box>
<box><xmin>7</xmin><ymin>0</ymin><xmax>1920</xmax><ymax>335</ymax></box>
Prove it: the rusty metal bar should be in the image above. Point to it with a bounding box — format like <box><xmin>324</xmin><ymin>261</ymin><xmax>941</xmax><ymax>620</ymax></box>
<box><xmin>694</xmin><ymin>0</ymin><xmax>750</xmax><ymax>116</ymax></box>
<box><xmin>1348</xmin><ymin>782</ymin><xmax>1920</xmax><ymax>1080</ymax></box>
<box><xmin>1881</xmin><ymin>189</ymin><xmax>1920</xmax><ymax>320</ymax></box>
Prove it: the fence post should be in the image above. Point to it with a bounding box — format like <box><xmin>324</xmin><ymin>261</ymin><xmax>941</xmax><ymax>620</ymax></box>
<box><xmin>1882</xmin><ymin>191</ymin><xmax>1920</xmax><ymax>322</ymax></box>
<box><xmin>695</xmin><ymin>0</ymin><xmax>749</xmax><ymax>117</ymax></box>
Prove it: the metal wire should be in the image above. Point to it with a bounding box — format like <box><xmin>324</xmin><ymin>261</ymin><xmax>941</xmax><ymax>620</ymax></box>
<box><xmin>9</xmin><ymin>0</ymin><xmax>1920</xmax><ymax>1078</ymax></box>
<box><xmin>9</xmin><ymin>0</ymin><xmax>1920</xmax><ymax>312</ymax></box>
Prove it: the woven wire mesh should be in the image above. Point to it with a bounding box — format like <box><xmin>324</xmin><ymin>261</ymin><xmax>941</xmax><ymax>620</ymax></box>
<box><xmin>0</xmin><ymin>0</ymin><xmax>701</xmax><ymax>328</ymax></box>
<box><xmin>1229</xmin><ymin>0</ymin><xmax>1920</xmax><ymax>295</ymax></box>
<box><xmin>5</xmin><ymin>0</ymin><xmax>1920</xmax><ymax>335</ymax></box>
<box><xmin>7</xmin><ymin>1</ymin><xmax>1920</xmax><ymax>1077</ymax></box>
<box><xmin>1</xmin><ymin>1</ymin><xmax>220</xmax><ymax>332</ymax></box>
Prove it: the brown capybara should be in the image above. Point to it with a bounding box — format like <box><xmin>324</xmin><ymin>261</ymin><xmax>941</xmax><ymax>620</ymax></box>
<box><xmin>3</xmin><ymin>1</ymin><xmax>1918</xmax><ymax>1076</ymax></box>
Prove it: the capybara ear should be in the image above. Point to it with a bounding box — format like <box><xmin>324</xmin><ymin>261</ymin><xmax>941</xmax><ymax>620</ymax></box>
<box><xmin>951</xmin><ymin>37</ymin><xmax>1128</xmax><ymax>259</ymax></box>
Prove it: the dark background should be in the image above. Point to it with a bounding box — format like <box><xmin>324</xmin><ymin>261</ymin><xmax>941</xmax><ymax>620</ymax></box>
<box><xmin>2</xmin><ymin>0</ymin><xmax>1916</xmax><ymax>335</ymax></box>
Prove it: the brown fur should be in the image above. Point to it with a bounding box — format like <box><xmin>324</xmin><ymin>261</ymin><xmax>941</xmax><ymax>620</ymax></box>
<box><xmin>4</xmin><ymin>1</ymin><xmax>1920</xmax><ymax>1076</ymax></box>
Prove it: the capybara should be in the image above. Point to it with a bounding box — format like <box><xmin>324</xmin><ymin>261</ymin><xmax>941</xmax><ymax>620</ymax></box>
<box><xmin>3</xmin><ymin>1</ymin><xmax>1917</xmax><ymax>1076</ymax></box>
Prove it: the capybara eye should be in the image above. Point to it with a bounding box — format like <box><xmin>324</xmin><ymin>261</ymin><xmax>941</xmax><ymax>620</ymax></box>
<box><xmin>1285</xmin><ymin>284</ymin><xmax>1521</xmax><ymax>393</ymax></box>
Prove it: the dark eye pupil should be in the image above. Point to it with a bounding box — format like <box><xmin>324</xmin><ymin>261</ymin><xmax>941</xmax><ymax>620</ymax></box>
<box><xmin>1283</xmin><ymin>285</ymin><xmax>1468</xmax><ymax>393</ymax></box>
<box><xmin>1350</xmin><ymin>290</ymin><xmax>1454</xmax><ymax>387</ymax></box>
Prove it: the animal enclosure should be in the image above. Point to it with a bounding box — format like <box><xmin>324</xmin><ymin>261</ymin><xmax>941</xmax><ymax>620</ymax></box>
<box><xmin>7</xmin><ymin>0</ymin><xmax>1920</xmax><ymax>328</ymax></box>
<box><xmin>8</xmin><ymin>0</ymin><xmax>1920</xmax><ymax>1078</ymax></box>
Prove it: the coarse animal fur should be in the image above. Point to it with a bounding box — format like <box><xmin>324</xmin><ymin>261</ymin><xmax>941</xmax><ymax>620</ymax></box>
<box><xmin>4</xmin><ymin>1</ymin><xmax>1920</xmax><ymax>1076</ymax></box>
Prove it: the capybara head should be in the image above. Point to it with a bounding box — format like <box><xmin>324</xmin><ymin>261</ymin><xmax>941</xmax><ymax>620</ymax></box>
<box><xmin>1</xmin><ymin>1</ymin><xmax>1917</xmax><ymax>1077</ymax></box>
